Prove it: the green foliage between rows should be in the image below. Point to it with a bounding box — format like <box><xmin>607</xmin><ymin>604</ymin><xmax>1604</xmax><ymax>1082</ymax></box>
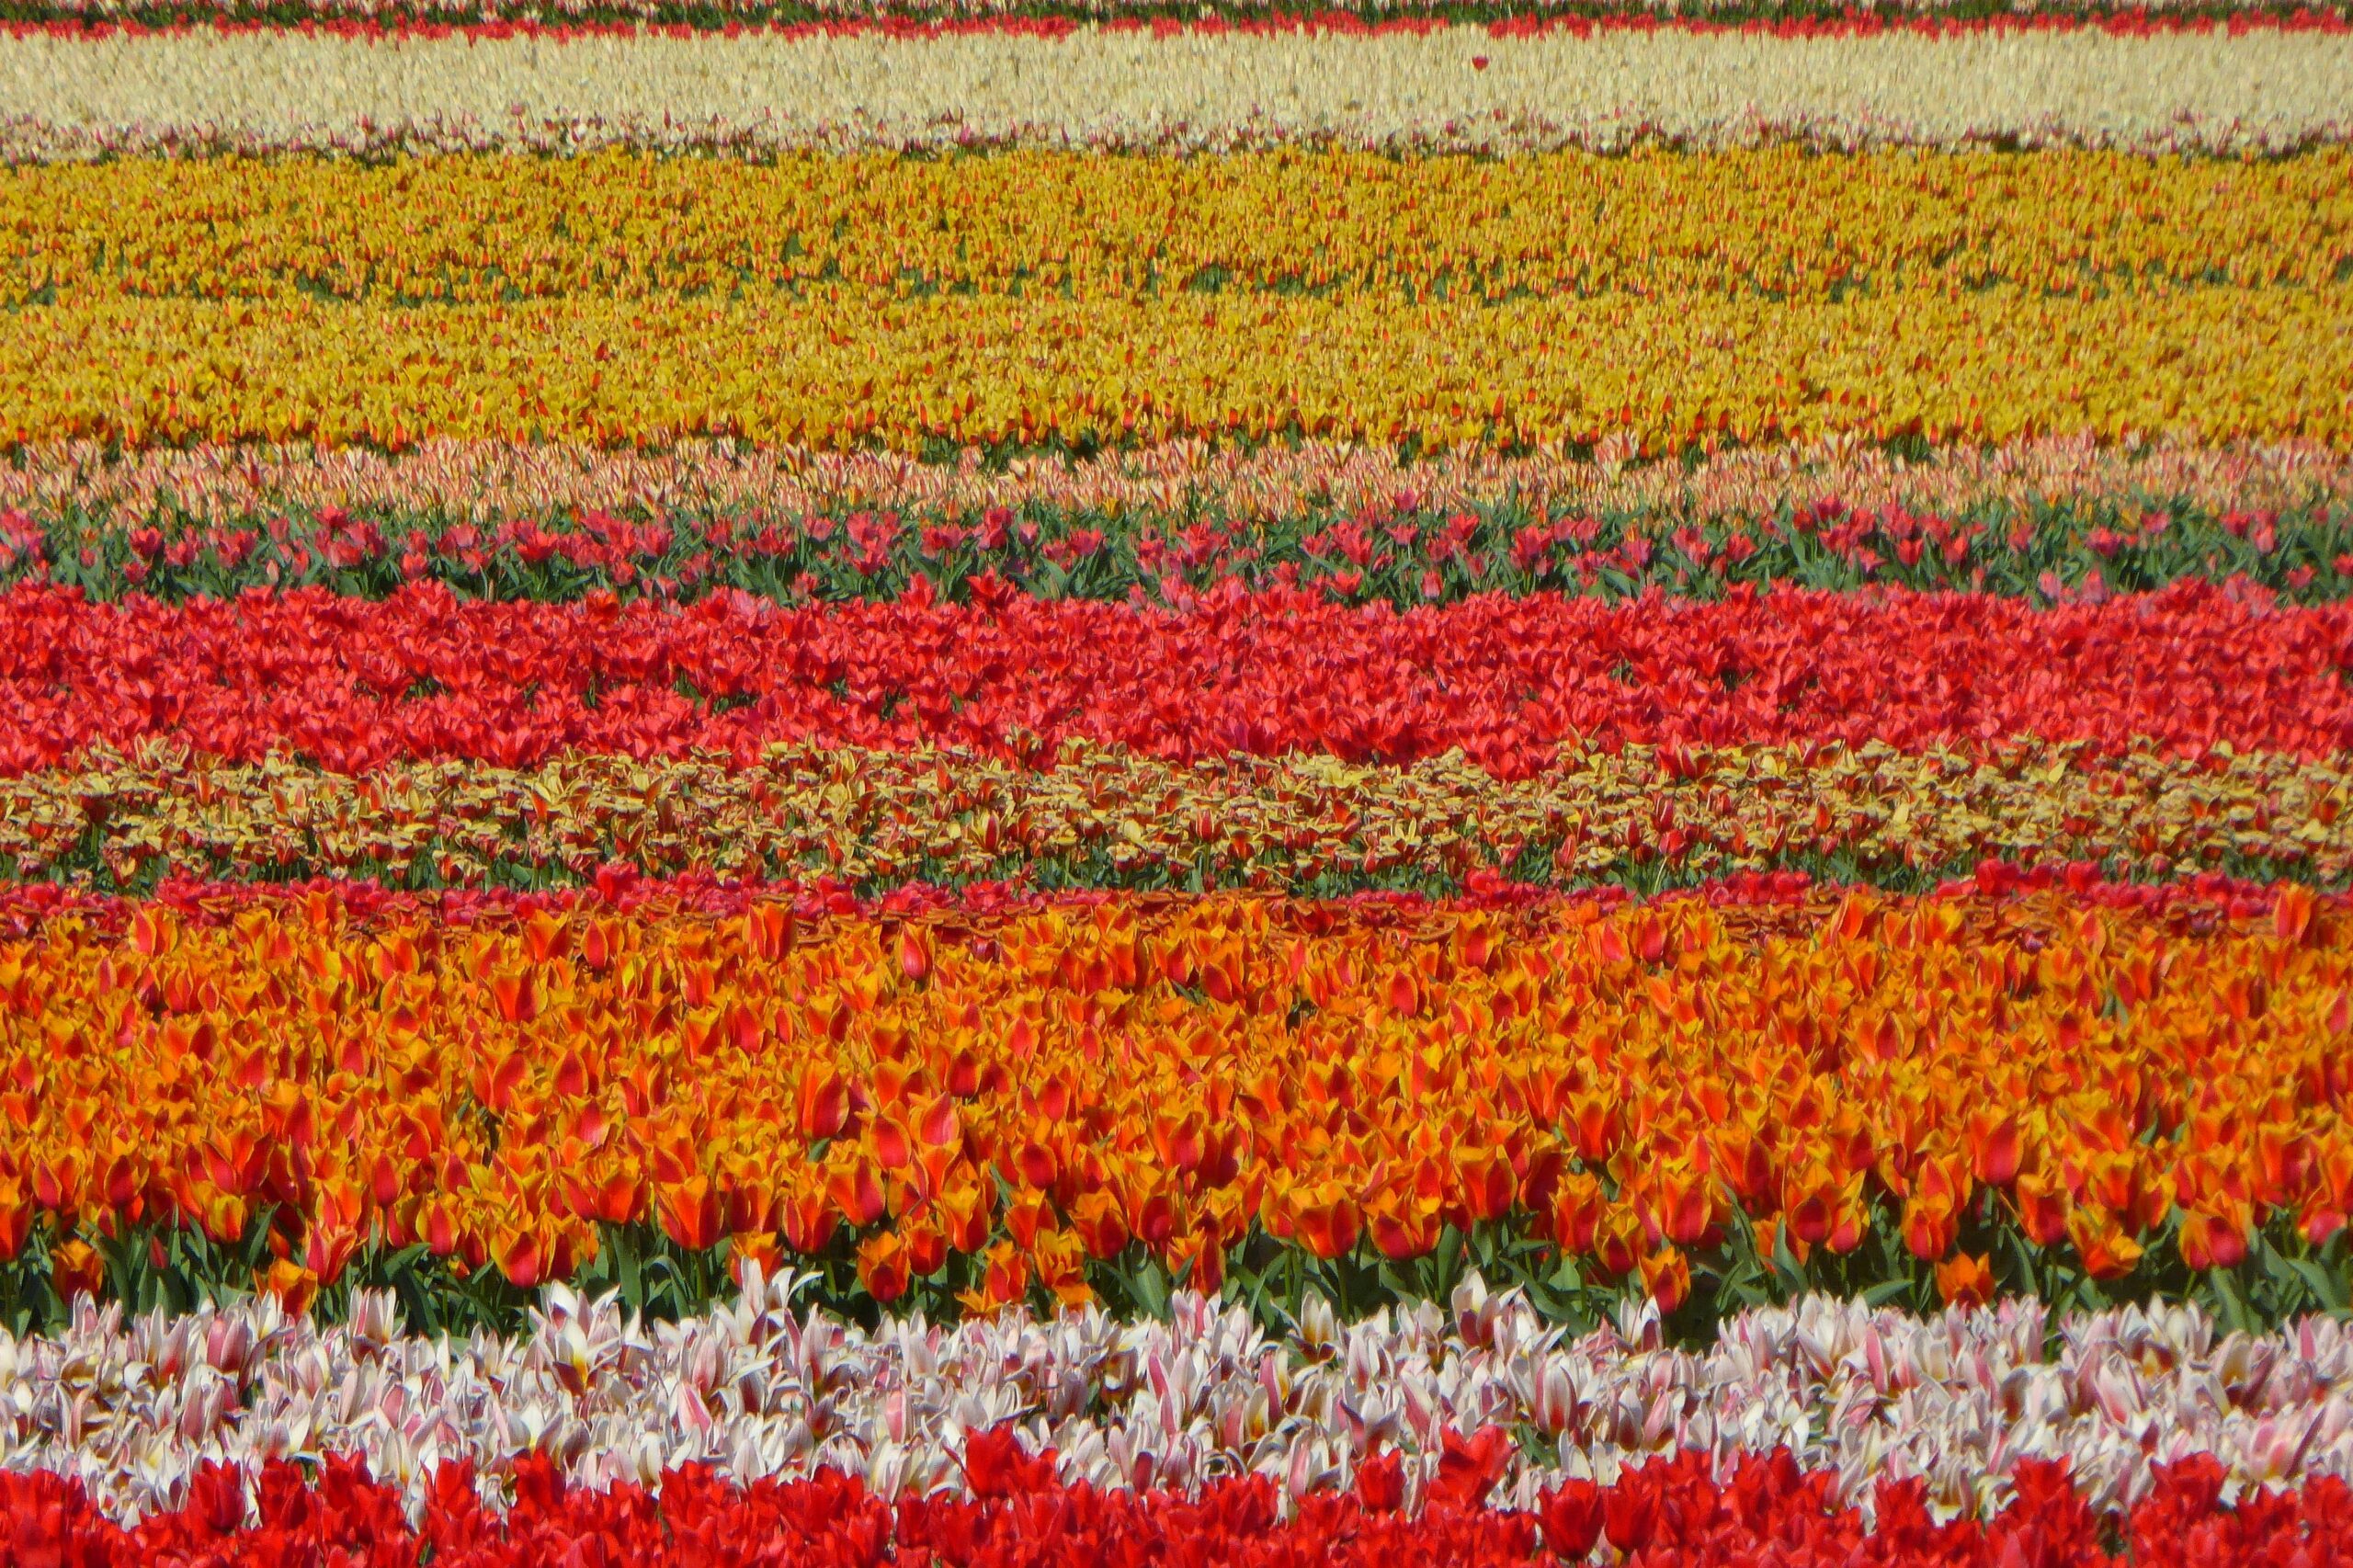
<box><xmin>1</xmin><ymin>1191</ymin><xmax>2342</xmax><ymax>1345</ymax></box>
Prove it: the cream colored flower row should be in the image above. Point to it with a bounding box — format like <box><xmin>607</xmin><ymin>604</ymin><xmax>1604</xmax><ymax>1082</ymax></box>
<box><xmin>7</xmin><ymin>435</ymin><xmax>2347</xmax><ymax>530</ymax></box>
<box><xmin>1</xmin><ymin>28</ymin><xmax>2347</xmax><ymax>156</ymax></box>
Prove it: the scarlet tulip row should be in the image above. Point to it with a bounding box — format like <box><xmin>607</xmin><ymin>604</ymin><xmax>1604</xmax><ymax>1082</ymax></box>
<box><xmin>2</xmin><ymin>581</ymin><xmax>2349</xmax><ymax>778</ymax></box>
<box><xmin>9</xmin><ymin>488</ymin><xmax>2348</xmax><ymax>608</ymax></box>
<box><xmin>12</xmin><ymin>1437</ymin><xmax>2353</xmax><ymax>1567</ymax></box>
<box><xmin>0</xmin><ymin>886</ymin><xmax>2346</xmax><ymax>1339</ymax></box>
<box><xmin>8</xmin><ymin>739</ymin><xmax>2344</xmax><ymax>893</ymax></box>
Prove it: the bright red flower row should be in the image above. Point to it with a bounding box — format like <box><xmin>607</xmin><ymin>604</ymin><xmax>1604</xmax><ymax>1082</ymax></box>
<box><xmin>11</xmin><ymin>1438</ymin><xmax>2351</xmax><ymax>1568</ymax></box>
<box><xmin>1</xmin><ymin>580</ymin><xmax>2346</xmax><ymax>777</ymax></box>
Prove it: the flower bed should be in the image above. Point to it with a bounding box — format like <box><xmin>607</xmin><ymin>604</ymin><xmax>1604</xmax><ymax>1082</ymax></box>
<box><xmin>4</xmin><ymin>741</ymin><xmax>2346</xmax><ymax>891</ymax></box>
<box><xmin>4</xmin><ymin>3</ymin><xmax>2348</xmax><ymax>1549</ymax></box>
<box><xmin>3</xmin><ymin>24</ymin><xmax>2347</xmax><ymax>157</ymax></box>
<box><xmin>4</xmin><ymin>1282</ymin><xmax>2352</xmax><ymax>1546</ymax></box>
<box><xmin>6</xmin><ymin>436</ymin><xmax>2342</xmax><ymax>534</ymax></box>
<box><xmin>19</xmin><ymin>1448</ymin><xmax>2353</xmax><ymax>1566</ymax></box>
<box><xmin>6</xmin><ymin>289</ymin><xmax>2347</xmax><ymax>450</ymax></box>
<box><xmin>14</xmin><ymin>151</ymin><xmax>2347</xmax><ymax>307</ymax></box>
<box><xmin>6</xmin><ymin>470</ymin><xmax>2349</xmax><ymax>609</ymax></box>
<box><xmin>1</xmin><ymin>582</ymin><xmax>2348</xmax><ymax>776</ymax></box>
<box><xmin>0</xmin><ymin>885</ymin><xmax>2344</xmax><ymax>1336</ymax></box>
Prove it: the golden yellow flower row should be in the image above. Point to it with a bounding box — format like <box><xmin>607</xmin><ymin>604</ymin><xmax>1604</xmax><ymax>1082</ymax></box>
<box><xmin>10</xmin><ymin>740</ymin><xmax>2344</xmax><ymax>890</ymax></box>
<box><xmin>0</xmin><ymin>889</ymin><xmax>2341</xmax><ymax>1303</ymax></box>
<box><xmin>6</xmin><ymin>286</ymin><xmax>2346</xmax><ymax>449</ymax></box>
<box><xmin>9</xmin><ymin>150</ymin><xmax>2347</xmax><ymax>305</ymax></box>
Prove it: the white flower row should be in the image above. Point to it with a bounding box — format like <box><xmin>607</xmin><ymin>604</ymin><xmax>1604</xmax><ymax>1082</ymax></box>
<box><xmin>1</xmin><ymin>26</ymin><xmax>2347</xmax><ymax>156</ymax></box>
<box><xmin>7</xmin><ymin>1271</ymin><xmax>2350</xmax><ymax>1528</ymax></box>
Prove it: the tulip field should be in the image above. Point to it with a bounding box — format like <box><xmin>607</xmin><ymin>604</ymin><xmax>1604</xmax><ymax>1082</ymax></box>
<box><xmin>4</xmin><ymin>5</ymin><xmax>2353</xmax><ymax>1563</ymax></box>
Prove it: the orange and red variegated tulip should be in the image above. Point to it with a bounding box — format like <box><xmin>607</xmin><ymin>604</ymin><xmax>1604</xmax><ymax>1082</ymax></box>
<box><xmin>1935</xmin><ymin>1251</ymin><xmax>1996</xmax><ymax>1308</ymax></box>
<box><xmin>51</xmin><ymin>1237</ymin><xmax>104</xmax><ymax>1304</ymax></box>
<box><xmin>857</xmin><ymin>1230</ymin><xmax>911</xmax><ymax>1303</ymax></box>
<box><xmin>1639</xmin><ymin>1248</ymin><xmax>1691</xmax><ymax>1313</ymax></box>
<box><xmin>0</xmin><ymin>884</ymin><xmax>2341</xmax><ymax>1308</ymax></box>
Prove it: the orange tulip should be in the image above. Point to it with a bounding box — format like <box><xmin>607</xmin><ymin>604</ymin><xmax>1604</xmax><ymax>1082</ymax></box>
<box><xmin>857</xmin><ymin>1230</ymin><xmax>911</xmax><ymax>1304</ymax></box>
<box><xmin>961</xmin><ymin>1240</ymin><xmax>1029</xmax><ymax>1314</ymax></box>
<box><xmin>658</xmin><ymin>1175</ymin><xmax>724</xmax><ymax>1253</ymax></box>
<box><xmin>0</xmin><ymin>1181</ymin><xmax>34</xmax><ymax>1263</ymax></box>
<box><xmin>1452</xmin><ymin>1146</ymin><xmax>1517</xmax><ymax>1227</ymax></box>
<box><xmin>2177</xmin><ymin>1206</ymin><xmax>2250</xmax><ymax>1272</ymax></box>
<box><xmin>938</xmin><ymin>1179</ymin><xmax>993</xmax><ymax>1255</ymax></box>
<box><xmin>731</xmin><ymin>1232</ymin><xmax>782</xmax><ymax>1289</ymax></box>
<box><xmin>1291</xmin><ymin>1184</ymin><xmax>1361</xmax><ymax>1262</ymax></box>
<box><xmin>496</xmin><ymin>1227</ymin><xmax>544</xmax><ymax>1289</ymax></box>
<box><xmin>2066</xmin><ymin>1209</ymin><xmax>2146</xmax><ymax>1280</ymax></box>
<box><xmin>1551</xmin><ymin>1172</ymin><xmax>1605</xmax><ymax>1256</ymax></box>
<box><xmin>743</xmin><ymin>903</ymin><xmax>794</xmax><ymax>963</ymax></box>
<box><xmin>896</xmin><ymin>929</ymin><xmax>933</xmax><ymax>983</ymax></box>
<box><xmin>257</xmin><ymin>1257</ymin><xmax>319</xmax><ymax>1316</ymax></box>
<box><xmin>900</xmin><ymin>1210</ymin><xmax>949</xmax><ymax>1278</ymax></box>
<box><xmin>1005</xmin><ymin>1187</ymin><xmax>1055</xmax><ymax>1251</ymax></box>
<box><xmin>779</xmin><ymin>1177</ymin><xmax>839</xmax><ymax>1255</ymax></box>
<box><xmin>797</xmin><ymin>1067</ymin><xmax>849</xmax><ymax>1141</ymax></box>
<box><xmin>1595</xmin><ymin>1208</ymin><xmax>1644</xmax><ymax>1278</ymax></box>
<box><xmin>827</xmin><ymin>1159</ymin><xmax>887</xmax><ymax>1229</ymax></box>
<box><xmin>1902</xmin><ymin>1195</ymin><xmax>1959</xmax><ymax>1263</ymax></box>
<box><xmin>1968</xmin><ymin>1112</ymin><xmax>2022</xmax><ymax>1188</ymax></box>
<box><xmin>1935</xmin><ymin>1251</ymin><xmax>1996</xmax><ymax>1308</ymax></box>
<box><xmin>1069</xmin><ymin>1189</ymin><xmax>1131</xmax><ymax>1259</ymax></box>
<box><xmin>1166</xmin><ymin>1227</ymin><xmax>1225</xmax><ymax>1293</ymax></box>
<box><xmin>51</xmin><ymin>1238</ymin><xmax>104</xmax><ymax>1304</ymax></box>
<box><xmin>1030</xmin><ymin>1228</ymin><xmax>1092</xmax><ymax>1309</ymax></box>
<box><xmin>2011</xmin><ymin>1170</ymin><xmax>2071</xmax><ymax>1247</ymax></box>
<box><xmin>1901</xmin><ymin>1159</ymin><xmax>1966</xmax><ymax>1262</ymax></box>
<box><xmin>1650</xmin><ymin>1161</ymin><xmax>1717</xmax><ymax>1248</ymax></box>
<box><xmin>1639</xmin><ymin>1248</ymin><xmax>1690</xmax><ymax>1313</ymax></box>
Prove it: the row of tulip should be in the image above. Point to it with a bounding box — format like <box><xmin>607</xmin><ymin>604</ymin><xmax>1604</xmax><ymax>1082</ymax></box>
<box><xmin>1</xmin><ymin>581</ymin><xmax>2347</xmax><ymax>778</ymax></box>
<box><xmin>6</xmin><ymin>739</ymin><xmax>2343</xmax><ymax>892</ymax></box>
<box><xmin>7</xmin><ymin>287</ymin><xmax>2347</xmax><ymax>452</ymax></box>
<box><xmin>0</xmin><ymin>885</ymin><xmax>2344</xmax><ymax>1339</ymax></box>
<box><xmin>5</xmin><ymin>436</ymin><xmax>2347</xmax><ymax>534</ymax></box>
<box><xmin>2</xmin><ymin>1279</ymin><xmax>2351</xmax><ymax>1542</ymax></box>
<box><xmin>9</xmin><ymin>4</ymin><xmax>2347</xmax><ymax>27</ymax></box>
<box><xmin>9</xmin><ymin>487</ymin><xmax>2346</xmax><ymax>608</ymax></box>
<box><xmin>2</xmin><ymin>26</ymin><xmax>2345</xmax><ymax>158</ymax></box>
<box><xmin>21</xmin><ymin>1449</ymin><xmax>2353</xmax><ymax>1567</ymax></box>
<box><xmin>16</xmin><ymin>150</ymin><xmax>2348</xmax><ymax>307</ymax></box>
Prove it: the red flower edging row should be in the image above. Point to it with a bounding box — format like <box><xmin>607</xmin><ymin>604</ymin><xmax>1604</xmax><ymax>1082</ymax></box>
<box><xmin>9</xmin><ymin>1438</ymin><xmax>2351</xmax><ymax>1568</ymax></box>
<box><xmin>2</xmin><ymin>580</ymin><xmax>2347</xmax><ymax>778</ymax></box>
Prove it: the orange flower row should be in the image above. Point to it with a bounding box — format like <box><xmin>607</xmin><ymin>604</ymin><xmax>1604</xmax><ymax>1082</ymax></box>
<box><xmin>0</xmin><ymin>887</ymin><xmax>2343</xmax><ymax>1311</ymax></box>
